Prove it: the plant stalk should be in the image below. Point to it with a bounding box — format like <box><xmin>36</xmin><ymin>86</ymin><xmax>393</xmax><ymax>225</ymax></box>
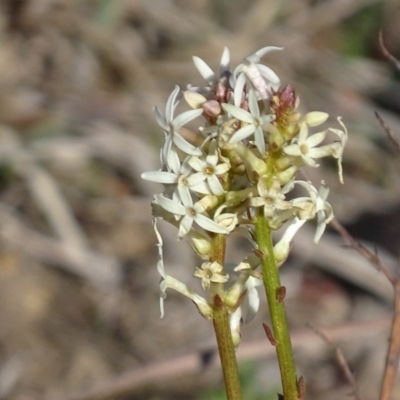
<box><xmin>256</xmin><ymin>211</ymin><xmax>298</xmax><ymax>400</ymax></box>
<box><xmin>210</xmin><ymin>234</ymin><xmax>242</xmax><ymax>400</ymax></box>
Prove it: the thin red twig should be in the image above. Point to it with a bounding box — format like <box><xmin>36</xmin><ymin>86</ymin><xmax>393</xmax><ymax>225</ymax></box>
<box><xmin>379</xmin><ymin>278</ymin><xmax>400</xmax><ymax>400</ymax></box>
<box><xmin>330</xmin><ymin>218</ymin><xmax>396</xmax><ymax>285</ymax></box>
<box><xmin>375</xmin><ymin>112</ymin><xmax>400</xmax><ymax>155</ymax></box>
<box><xmin>309</xmin><ymin>324</ymin><xmax>364</xmax><ymax>400</ymax></box>
<box><xmin>379</xmin><ymin>30</ymin><xmax>400</xmax><ymax>71</ymax></box>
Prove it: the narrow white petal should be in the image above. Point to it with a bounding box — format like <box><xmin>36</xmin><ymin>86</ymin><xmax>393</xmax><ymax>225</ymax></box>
<box><xmin>257</xmin><ymin>64</ymin><xmax>281</xmax><ymax>85</ymax></box>
<box><xmin>220</xmin><ymin>46</ymin><xmax>230</xmax><ymax>74</ymax></box>
<box><xmin>192</xmin><ymin>56</ymin><xmax>216</xmax><ymax>84</ymax></box>
<box><xmin>302</xmin><ymin>155</ymin><xmax>319</xmax><ymax>167</ymax></box>
<box><xmin>186</xmin><ymin>172</ymin><xmax>207</xmax><ymax>186</ymax></box>
<box><xmin>178</xmin><ymin>215</ymin><xmax>194</xmax><ymax>238</ymax></box>
<box><xmin>254</xmin><ymin>126</ymin><xmax>265</xmax><ymax>154</ymax></box>
<box><xmin>154</xmin><ymin>106</ymin><xmax>168</xmax><ymax>130</ymax></box>
<box><xmin>222</xmin><ymin>103</ymin><xmax>253</xmax><ymax>123</ymax></box>
<box><xmin>298</xmin><ymin>122</ymin><xmax>309</xmax><ymax>142</ymax></box>
<box><xmin>318</xmin><ymin>183</ymin><xmax>330</xmax><ymax>201</ymax></box>
<box><xmin>214</xmin><ymin>163</ymin><xmax>230</xmax><ymax>175</ymax></box>
<box><xmin>194</xmin><ymin>214</ymin><xmax>229</xmax><ymax>234</ymax></box>
<box><xmin>188</xmin><ymin>156</ymin><xmax>206</xmax><ymax>172</ymax></box>
<box><xmin>233</xmin><ymin>72</ymin><xmax>246</xmax><ymax>107</ymax></box>
<box><xmin>314</xmin><ymin>213</ymin><xmax>326</xmax><ymax>244</ymax></box>
<box><xmin>207</xmin><ymin>175</ymin><xmax>225</xmax><ymax>195</ymax></box>
<box><xmin>308</xmin><ymin>145</ymin><xmax>335</xmax><ymax>159</ymax></box>
<box><xmin>283</xmin><ymin>144</ymin><xmax>301</xmax><ymax>157</ymax></box>
<box><xmin>243</xmin><ymin>284</ymin><xmax>260</xmax><ymax>324</ymax></box>
<box><xmin>281</xmin><ymin>217</ymin><xmax>306</xmax><ymax>243</ymax></box>
<box><xmin>141</xmin><ymin>171</ymin><xmax>177</xmax><ymax>184</ymax></box>
<box><xmin>155</xmin><ymin>195</ymin><xmax>185</xmax><ymax>215</ymax></box>
<box><xmin>306</xmin><ymin>131</ymin><xmax>327</xmax><ymax>148</ymax></box>
<box><xmin>173</xmin><ymin>108</ymin><xmax>203</xmax><ymax>129</ymax></box>
<box><xmin>166</xmin><ymin>145</ymin><xmax>182</xmax><ymax>173</ymax></box>
<box><xmin>206</xmin><ymin>153</ymin><xmax>218</xmax><ymax>167</ymax></box>
<box><xmin>166</xmin><ymin>85</ymin><xmax>181</xmax><ymax>121</ymax></box>
<box><xmin>173</xmin><ymin>133</ymin><xmax>203</xmax><ymax>156</ymax></box>
<box><xmin>246</xmin><ymin>46</ymin><xmax>283</xmax><ymax>63</ymax></box>
<box><xmin>229</xmin><ymin>124</ymin><xmax>255</xmax><ymax>144</ymax></box>
<box><xmin>248</xmin><ymin>89</ymin><xmax>260</xmax><ymax>118</ymax></box>
<box><xmin>229</xmin><ymin>307</ymin><xmax>242</xmax><ymax>346</ymax></box>
<box><xmin>177</xmin><ymin>185</ymin><xmax>193</xmax><ymax>209</ymax></box>
<box><xmin>188</xmin><ymin>180</ymin><xmax>212</xmax><ymax>195</ymax></box>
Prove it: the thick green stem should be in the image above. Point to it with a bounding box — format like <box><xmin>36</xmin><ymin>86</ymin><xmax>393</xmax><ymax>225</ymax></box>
<box><xmin>256</xmin><ymin>211</ymin><xmax>298</xmax><ymax>400</ymax></box>
<box><xmin>210</xmin><ymin>234</ymin><xmax>242</xmax><ymax>400</ymax></box>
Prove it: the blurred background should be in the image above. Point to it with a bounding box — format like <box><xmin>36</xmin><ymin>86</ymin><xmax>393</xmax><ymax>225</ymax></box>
<box><xmin>0</xmin><ymin>0</ymin><xmax>399</xmax><ymax>399</ymax></box>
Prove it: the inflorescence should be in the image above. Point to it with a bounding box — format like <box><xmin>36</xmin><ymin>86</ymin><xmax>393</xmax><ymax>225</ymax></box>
<box><xmin>142</xmin><ymin>46</ymin><xmax>347</xmax><ymax>345</ymax></box>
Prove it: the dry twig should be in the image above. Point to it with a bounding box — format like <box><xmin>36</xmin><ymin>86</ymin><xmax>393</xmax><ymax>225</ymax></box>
<box><xmin>309</xmin><ymin>324</ymin><xmax>364</xmax><ymax>400</ymax></box>
<box><xmin>375</xmin><ymin>111</ymin><xmax>400</xmax><ymax>155</ymax></box>
<box><xmin>380</xmin><ymin>278</ymin><xmax>400</xmax><ymax>400</ymax></box>
<box><xmin>334</xmin><ymin>85</ymin><xmax>400</xmax><ymax>399</ymax></box>
<box><xmin>379</xmin><ymin>30</ymin><xmax>400</xmax><ymax>71</ymax></box>
<box><xmin>330</xmin><ymin>218</ymin><xmax>395</xmax><ymax>285</ymax></box>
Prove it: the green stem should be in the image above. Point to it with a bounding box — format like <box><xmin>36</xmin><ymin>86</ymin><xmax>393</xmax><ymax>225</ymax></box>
<box><xmin>256</xmin><ymin>211</ymin><xmax>298</xmax><ymax>400</ymax></box>
<box><xmin>210</xmin><ymin>234</ymin><xmax>242</xmax><ymax>400</ymax></box>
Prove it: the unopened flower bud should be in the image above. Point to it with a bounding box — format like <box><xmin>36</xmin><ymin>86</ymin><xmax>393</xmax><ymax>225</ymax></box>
<box><xmin>225</xmin><ymin>187</ymin><xmax>255</xmax><ymax>208</ymax></box>
<box><xmin>303</xmin><ymin>111</ymin><xmax>329</xmax><ymax>127</ymax></box>
<box><xmin>276</xmin><ymin>165</ymin><xmax>298</xmax><ymax>185</ymax></box>
<box><xmin>184</xmin><ymin>90</ymin><xmax>207</xmax><ymax>109</ymax></box>
<box><xmin>188</xmin><ymin>231</ymin><xmax>212</xmax><ymax>258</ymax></box>
<box><xmin>225</xmin><ymin>266</ymin><xmax>251</xmax><ymax>309</ymax></box>
<box><xmin>234</xmin><ymin>143</ymin><xmax>267</xmax><ymax>182</ymax></box>
<box><xmin>203</xmin><ymin>100</ymin><xmax>222</xmax><ymax>117</ymax></box>
<box><xmin>229</xmin><ymin>308</ymin><xmax>242</xmax><ymax>348</ymax></box>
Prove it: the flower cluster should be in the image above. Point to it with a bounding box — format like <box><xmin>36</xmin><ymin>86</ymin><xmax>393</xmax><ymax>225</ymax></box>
<box><xmin>142</xmin><ymin>46</ymin><xmax>347</xmax><ymax>344</ymax></box>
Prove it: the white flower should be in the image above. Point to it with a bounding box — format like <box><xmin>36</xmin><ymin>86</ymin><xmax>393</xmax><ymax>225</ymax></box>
<box><xmin>186</xmin><ymin>140</ymin><xmax>229</xmax><ymax>195</ymax></box>
<box><xmin>141</xmin><ymin>158</ymin><xmax>193</xmax><ymax>206</ymax></box>
<box><xmin>194</xmin><ymin>261</ymin><xmax>229</xmax><ymax>290</ymax></box>
<box><xmin>222</xmin><ymin>89</ymin><xmax>275</xmax><ymax>154</ymax></box>
<box><xmin>328</xmin><ymin>117</ymin><xmax>348</xmax><ymax>183</ymax></box>
<box><xmin>249</xmin><ymin>176</ymin><xmax>293</xmax><ymax>217</ymax></box>
<box><xmin>231</xmin><ymin>46</ymin><xmax>282</xmax><ymax>105</ymax></box>
<box><xmin>283</xmin><ymin>122</ymin><xmax>334</xmax><ymax>167</ymax></box>
<box><xmin>154</xmin><ymin>193</ymin><xmax>229</xmax><ymax>238</ymax></box>
<box><xmin>292</xmin><ymin>181</ymin><xmax>333</xmax><ymax>243</ymax></box>
<box><xmin>154</xmin><ymin>85</ymin><xmax>203</xmax><ymax>170</ymax></box>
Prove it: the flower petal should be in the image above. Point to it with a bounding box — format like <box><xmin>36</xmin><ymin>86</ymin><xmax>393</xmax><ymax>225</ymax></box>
<box><xmin>306</xmin><ymin>130</ymin><xmax>327</xmax><ymax>148</ymax></box>
<box><xmin>222</xmin><ymin>103</ymin><xmax>253</xmax><ymax>123</ymax></box>
<box><xmin>246</xmin><ymin>46</ymin><xmax>283</xmax><ymax>63</ymax></box>
<box><xmin>207</xmin><ymin>175</ymin><xmax>225</xmax><ymax>195</ymax></box>
<box><xmin>220</xmin><ymin>46</ymin><xmax>230</xmax><ymax>74</ymax></box>
<box><xmin>173</xmin><ymin>108</ymin><xmax>204</xmax><ymax>129</ymax></box>
<box><xmin>178</xmin><ymin>215</ymin><xmax>194</xmax><ymax>238</ymax></box>
<box><xmin>194</xmin><ymin>214</ymin><xmax>229</xmax><ymax>234</ymax></box>
<box><xmin>229</xmin><ymin>124</ymin><xmax>255</xmax><ymax>144</ymax></box>
<box><xmin>155</xmin><ymin>194</ymin><xmax>186</xmax><ymax>215</ymax></box>
<box><xmin>165</xmin><ymin>85</ymin><xmax>181</xmax><ymax>121</ymax></box>
<box><xmin>141</xmin><ymin>171</ymin><xmax>177</xmax><ymax>184</ymax></box>
<box><xmin>192</xmin><ymin>56</ymin><xmax>216</xmax><ymax>84</ymax></box>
